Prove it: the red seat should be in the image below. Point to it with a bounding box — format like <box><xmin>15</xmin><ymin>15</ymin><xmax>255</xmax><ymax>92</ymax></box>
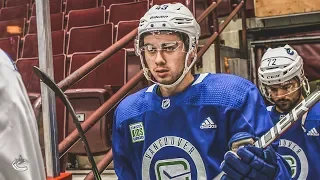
<box><xmin>65</xmin><ymin>0</ymin><xmax>98</xmax><ymax>14</ymax></box>
<box><xmin>101</xmin><ymin>0</ymin><xmax>134</xmax><ymax>10</ymax></box>
<box><xmin>66</xmin><ymin>6</ymin><xmax>105</xmax><ymax>32</ymax></box>
<box><xmin>108</xmin><ymin>1</ymin><xmax>149</xmax><ymax>25</ymax></box>
<box><xmin>28</xmin><ymin>12</ymin><xmax>64</xmax><ymax>34</ymax></box>
<box><xmin>64</xmin><ymin>50</ymin><xmax>127</xmax><ymax>154</ymax></box>
<box><xmin>67</xmin><ymin>24</ymin><xmax>113</xmax><ymax>55</ymax></box>
<box><xmin>16</xmin><ymin>54</ymin><xmax>66</xmax><ymax>144</ymax></box>
<box><xmin>69</xmin><ymin>50</ymin><xmax>126</xmax><ymax>87</ymax></box>
<box><xmin>64</xmin><ymin>89</ymin><xmax>113</xmax><ymax>154</ymax></box>
<box><xmin>116</xmin><ymin>20</ymin><xmax>139</xmax><ymax>49</ymax></box>
<box><xmin>0</xmin><ymin>36</ymin><xmax>20</xmax><ymax>61</ymax></box>
<box><xmin>31</xmin><ymin>0</ymin><xmax>63</xmax><ymax>16</ymax></box>
<box><xmin>5</xmin><ymin>0</ymin><xmax>31</xmax><ymax>7</ymax></box>
<box><xmin>0</xmin><ymin>0</ymin><xmax>3</xmax><ymax>9</ymax></box>
<box><xmin>22</xmin><ymin>30</ymin><xmax>65</xmax><ymax>58</ymax></box>
<box><xmin>0</xmin><ymin>4</ymin><xmax>29</xmax><ymax>21</ymax></box>
<box><xmin>0</xmin><ymin>18</ymin><xmax>25</xmax><ymax>38</ymax></box>
<box><xmin>15</xmin><ymin>54</ymin><xmax>66</xmax><ymax>93</ymax></box>
<box><xmin>151</xmin><ymin>0</ymin><xmax>187</xmax><ymax>6</ymax></box>
<box><xmin>217</xmin><ymin>0</ymin><xmax>232</xmax><ymax>17</ymax></box>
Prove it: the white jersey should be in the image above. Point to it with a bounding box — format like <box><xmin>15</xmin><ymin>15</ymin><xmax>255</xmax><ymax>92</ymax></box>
<box><xmin>0</xmin><ymin>49</ymin><xmax>46</xmax><ymax>180</ymax></box>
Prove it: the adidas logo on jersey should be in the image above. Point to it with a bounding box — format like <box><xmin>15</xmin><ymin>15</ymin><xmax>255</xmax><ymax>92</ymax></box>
<box><xmin>307</xmin><ymin>128</ymin><xmax>319</xmax><ymax>136</ymax></box>
<box><xmin>200</xmin><ymin>117</ymin><xmax>217</xmax><ymax>129</ymax></box>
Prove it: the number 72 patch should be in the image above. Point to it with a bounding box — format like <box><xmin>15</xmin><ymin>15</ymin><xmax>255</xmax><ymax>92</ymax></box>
<box><xmin>129</xmin><ymin>122</ymin><xmax>145</xmax><ymax>143</ymax></box>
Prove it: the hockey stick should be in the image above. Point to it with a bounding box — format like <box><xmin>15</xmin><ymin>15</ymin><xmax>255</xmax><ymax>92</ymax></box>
<box><xmin>213</xmin><ymin>88</ymin><xmax>320</xmax><ymax>180</ymax></box>
<box><xmin>32</xmin><ymin>66</ymin><xmax>102</xmax><ymax>180</ymax></box>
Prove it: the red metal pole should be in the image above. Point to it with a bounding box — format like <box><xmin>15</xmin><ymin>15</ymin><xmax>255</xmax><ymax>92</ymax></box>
<box><xmin>241</xmin><ymin>0</ymin><xmax>248</xmax><ymax>59</ymax></box>
<box><xmin>218</xmin><ymin>1</ymin><xmax>244</xmax><ymax>33</ymax></box>
<box><xmin>212</xmin><ymin>0</ymin><xmax>221</xmax><ymax>73</ymax></box>
<box><xmin>84</xmin><ymin>149</ymin><xmax>113</xmax><ymax>180</ymax></box>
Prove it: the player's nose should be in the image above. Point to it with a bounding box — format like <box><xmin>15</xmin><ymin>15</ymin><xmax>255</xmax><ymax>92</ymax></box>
<box><xmin>154</xmin><ymin>51</ymin><xmax>166</xmax><ymax>65</ymax></box>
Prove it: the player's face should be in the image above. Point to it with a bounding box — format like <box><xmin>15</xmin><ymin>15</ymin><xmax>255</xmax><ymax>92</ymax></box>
<box><xmin>267</xmin><ymin>78</ymin><xmax>301</xmax><ymax>112</ymax></box>
<box><xmin>142</xmin><ymin>33</ymin><xmax>187</xmax><ymax>85</ymax></box>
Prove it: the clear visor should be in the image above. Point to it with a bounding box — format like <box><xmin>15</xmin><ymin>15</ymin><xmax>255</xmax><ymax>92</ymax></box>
<box><xmin>265</xmin><ymin>81</ymin><xmax>302</xmax><ymax>98</ymax></box>
<box><xmin>140</xmin><ymin>40</ymin><xmax>186</xmax><ymax>59</ymax></box>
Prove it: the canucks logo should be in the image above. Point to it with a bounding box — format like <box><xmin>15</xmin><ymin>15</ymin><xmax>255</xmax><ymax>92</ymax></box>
<box><xmin>282</xmin><ymin>155</ymin><xmax>297</xmax><ymax>177</ymax></box>
<box><xmin>12</xmin><ymin>155</ymin><xmax>28</xmax><ymax>172</ymax></box>
<box><xmin>285</xmin><ymin>47</ymin><xmax>294</xmax><ymax>55</ymax></box>
<box><xmin>155</xmin><ymin>158</ymin><xmax>191</xmax><ymax>180</ymax></box>
<box><xmin>142</xmin><ymin>136</ymin><xmax>207</xmax><ymax>180</ymax></box>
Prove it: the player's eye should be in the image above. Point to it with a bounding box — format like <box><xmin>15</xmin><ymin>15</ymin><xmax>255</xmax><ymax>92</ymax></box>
<box><xmin>141</xmin><ymin>45</ymin><xmax>157</xmax><ymax>53</ymax></box>
<box><xmin>161</xmin><ymin>42</ymin><xmax>180</xmax><ymax>52</ymax></box>
<box><xmin>281</xmin><ymin>84</ymin><xmax>293</xmax><ymax>90</ymax></box>
<box><xmin>267</xmin><ymin>87</ymin><xmax>278</xmax><ymax>93</ymax></box>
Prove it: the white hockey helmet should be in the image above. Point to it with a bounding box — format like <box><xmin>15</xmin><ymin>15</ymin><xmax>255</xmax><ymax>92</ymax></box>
<box><xmin>135</xmin><ymin>3</ymin><xmax>201</xmax><ymax>88</ymax></box>
<box><xmin>258</xmin><ymin>44</ymin><xmax>310</xmax><ymax>100</ymax></box>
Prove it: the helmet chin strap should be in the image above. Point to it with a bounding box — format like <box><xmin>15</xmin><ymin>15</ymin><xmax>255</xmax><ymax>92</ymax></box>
<box><xmin>140</xmin><ymin>50</ymin><xmax>197</xmax><ymax>88</ymax></box>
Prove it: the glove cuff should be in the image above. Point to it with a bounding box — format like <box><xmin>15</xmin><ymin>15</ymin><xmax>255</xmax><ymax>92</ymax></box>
<box><xmin>228</xmin><ymin>132</ymin><xmax>257</xmax><ymax>150</ymax></box>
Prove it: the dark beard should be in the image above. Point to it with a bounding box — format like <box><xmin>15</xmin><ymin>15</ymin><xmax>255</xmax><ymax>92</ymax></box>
<box><xmin>275</xmin><ymin>89</ymin><xmax>302</xmax><ymax>113</ymax></box>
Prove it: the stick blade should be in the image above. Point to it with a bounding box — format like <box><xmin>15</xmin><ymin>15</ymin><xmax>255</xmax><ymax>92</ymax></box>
<box><xmin>32</xmin><ymin>66</ymin><xmax>61</xmax><ymax>93</ymax></box>
<box><xmin>32</xmin><ymin>66</ymin><xmax>70</xmax><ymax>108</ymax></box>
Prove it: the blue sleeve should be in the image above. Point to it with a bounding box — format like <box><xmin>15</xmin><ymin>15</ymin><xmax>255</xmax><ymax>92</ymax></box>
<box><xmin>228</xmin><ymin>85</ymin><xmax>274</xmax><ymax>138</ymax></box>
<box><xmin>275</xmin><ymin>154</ymin><xmax>293</xmax><ymax>179</ymax></box>
<box><xmin>228</xmin><ymin>84</ymin><xmax>291</xmax><ymax>179</ymax></box>
<box><xmin>112</xmin><ymin>109</ymin><xmax>136</xmax><ymax>180</ymax></box>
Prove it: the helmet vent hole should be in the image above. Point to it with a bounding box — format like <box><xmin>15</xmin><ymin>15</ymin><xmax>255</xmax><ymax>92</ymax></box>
<box><xmin>172</xmin><ymin>18</ymin><xmax>193</xmax><ymax>24</ymax></box>
<box><xmin>266</xmin><ymin>67</ymin><xmax>277</xmax><ymax>70</ymax></box>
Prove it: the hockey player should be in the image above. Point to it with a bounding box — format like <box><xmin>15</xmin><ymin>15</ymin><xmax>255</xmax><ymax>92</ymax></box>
<box><xmin>112</xmin><ymin>3</ymin><xmax>291</xmax><ymax>179</ymax></box>
<box><xmin>258</xmin><ymin>45</ymin><xmax>320</xmax><ymax>180</ymax></box>
<box><xmin>0</xmin><ymin>49</ymin><xmax>46</xmax><ymax>180</ymax></box>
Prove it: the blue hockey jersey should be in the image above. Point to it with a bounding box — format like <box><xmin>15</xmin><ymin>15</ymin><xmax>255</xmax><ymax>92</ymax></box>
<box><xmin>267</xmin><ymin>102</ymin><xmax>320</xmax><ymax>180</ymax></box>
<box><xmin>112</xmin><ymin>73</ymin><xmax>291</xmax><ymax>180</ymax></box>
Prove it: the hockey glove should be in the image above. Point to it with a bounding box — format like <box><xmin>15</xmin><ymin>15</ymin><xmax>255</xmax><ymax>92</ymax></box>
<box><xmin>220</xmin><ymin>145</ymin><xmax>279</xmax><ymax>180</ymax></box>
<box><xmin>227</xmin><ymin>132</ymin><xmax>255</xmax><ymax>152</ymax></box>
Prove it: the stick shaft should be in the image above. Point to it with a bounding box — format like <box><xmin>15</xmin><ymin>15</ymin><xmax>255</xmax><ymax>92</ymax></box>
<box><xmin>255</xmin><ymin>89</ymin><xmax>320</xmax><ymax>148</ymax></box>
<box><xmin>33</xmin><ymin>66</ymin><xmax>102</xmax><ymax>180</ymax></box>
